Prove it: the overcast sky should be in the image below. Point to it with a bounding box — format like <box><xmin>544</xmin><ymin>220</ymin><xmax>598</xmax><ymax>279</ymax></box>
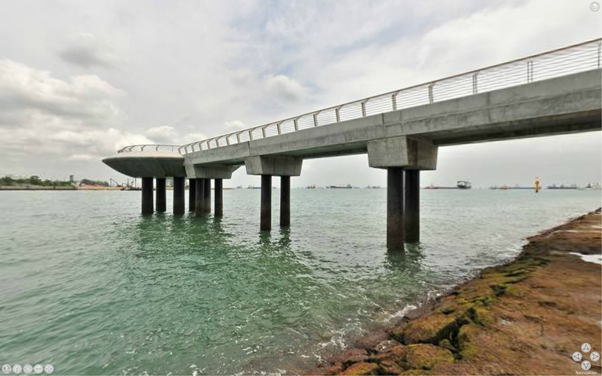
<box><xmin>0</xmin><ymin>0</ymin><xmax>600</xmax><ymax>188</ymax></box>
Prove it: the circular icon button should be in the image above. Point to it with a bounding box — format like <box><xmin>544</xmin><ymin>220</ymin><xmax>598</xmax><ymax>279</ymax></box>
<box><xmin>582</xmin><ymin>360</ymin><xmax>592</xmax><ymax>370</ymax></box>
<box><xmin>23</xmin><ymin>365</ymin><xmax>33</xmax><ymax>374</ymax></box>
<box><xmin>13</xmin><ymin>365</ymin><xmax>22</xmax><ymax>374</ymax></box>
<box><xmin>591</xmin><ymin>351</ymin><xmax>600</xmax><ymax>362</ymax></box>
<box><xmin>573</xmin><ymin>351</ymin><xmax>583</xmax><ymax>361</ymax></box>
<box><xmin>591</xmin><ymin>2</ymin><xmax>600</xmax><ymax>12</ymax></box>
<box><xmin>582</xmin><ymin>343</ymin><xmax>592</xmax><ymax>353</ymax></box>
<box><xmin>2</xmin><ymin>365</ymin><xmax>11</xmax><ymax>374</ymax></box>
<box><xmin>33</xmin><ymin>365</ymin><xmax>43</xmax><ymax>374</ymax></box>
<box><xmin>43</xmin><ymin>365</ymin><xmax>53</xmax><ymax>375</ymax></box>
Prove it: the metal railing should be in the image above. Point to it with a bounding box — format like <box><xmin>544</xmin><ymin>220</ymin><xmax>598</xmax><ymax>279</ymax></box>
<box><xmin>119</xmin><ymin>38</ymin><xmax>602</xmax><ymax>155</ymax></box>
<box><xmin>117</xmin><ymin>144</ymin><xmax>181</xmax><ymax>153</ymax></box>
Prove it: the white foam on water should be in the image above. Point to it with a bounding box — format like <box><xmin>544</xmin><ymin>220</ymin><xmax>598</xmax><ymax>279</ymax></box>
<box><xmin>570</xmin><ymin>252</ymin><xmax>602</xmax><ymax>265</ymax></box>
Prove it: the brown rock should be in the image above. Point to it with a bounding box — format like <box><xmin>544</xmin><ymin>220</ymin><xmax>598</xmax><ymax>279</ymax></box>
<box><xmin>404</xmin><ymin>344</ymin><xmax>454</xmax><ymax>370</ymax></box>
<box><xmin>341</xmin><ymin>362</ymin><xmax>379</xmax><ymax>375</ymax></box>
<box><xmin>393</xmin><ymin>313</ymin><xmax>458</xmax><ymax>344</ymax></box>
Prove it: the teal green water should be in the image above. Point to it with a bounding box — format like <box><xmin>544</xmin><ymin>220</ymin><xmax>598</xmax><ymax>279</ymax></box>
<box><xmin>0</xmin><ymin>189</ymin><xmax>599</xmax><ymax>375</ymax></box>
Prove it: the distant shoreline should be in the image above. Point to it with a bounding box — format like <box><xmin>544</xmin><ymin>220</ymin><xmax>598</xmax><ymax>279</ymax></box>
<box><xmin>0</xmin><ymin>186</ymin><xmax>120</xmax><ymax>191</ymax></box>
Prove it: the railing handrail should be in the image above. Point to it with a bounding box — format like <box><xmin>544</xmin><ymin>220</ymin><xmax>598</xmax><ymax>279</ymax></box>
<box><xmin>116</xmin><ymin>38</ymin><xmax>602</xmax><ymax>156</ymax></box>
<box><xmin>117</xmin><ymin>144</ymin><xmax>182</xmax><ymax>153</ymax></box>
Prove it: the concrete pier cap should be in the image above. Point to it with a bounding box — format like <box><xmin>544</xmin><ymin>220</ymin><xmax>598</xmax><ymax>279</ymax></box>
<box><xmin>185</xmin><ymin>164</ymin><xmax>241</xmax><ymax>179</ymax></box>
<box><xmin>367</xmin><ymin>136</ymin><xmax>438</xmax><ymax>170</ymax></box>
<box><xmin>102</xmin><ymin>151</ymin><xmax>186</xmax><ymax>178</ymax></box>
<box><xmin>244</xmin><ymin>156</ymin><xmax>303</xmax><ymax>176</ymax></box>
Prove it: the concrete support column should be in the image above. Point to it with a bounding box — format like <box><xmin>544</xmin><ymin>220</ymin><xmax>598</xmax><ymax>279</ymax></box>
<box><xmin>188</xmin><ymin>179</ymin><xmax>196</xmax><ymax>212</ymax></box>
<box><xmin>156</xmin><ymin>178</ymin><xmax>166</xmax><ymax>212</ymax></box>
<box><xmin>387</xmin><ymin>167</ymin><xmax>404</xmax><ymax>251</ymax></box>
<box><xmin>260</xmin><ymin>175</ymin><xmax>272</xmax><ymax>231</ymax></box>
<box><xmin>141</xmin><ymin>177</ymin><xmax>154</xmax><ymax>215</ymax></box>
<box><xmin>214</xmin><ymin>179</ymin><xmax>223</xmax><ymax>217</ymax></box>
<box><xmin>405</xmin><ymin>170</ymin><xmax>420</xmax><ymax>243</ymax></box>
<box><xmin>280</xmin><ymin>176</ymin><xmax>290</xmax><ymax>227</ymax></box>
<box><xmin>195</xmin><ymin>178</ymin><xmax>205</xmax><ymax>217</ymax></box>
<box><xmin>204</xmin><ymin>179</ymin><xmax>211</xmax><ymax>214</ymax></box>
<box><xmin>173</xmin><ymin>177</ymin><xmax>185</xmax><ymax>215</ymax></box>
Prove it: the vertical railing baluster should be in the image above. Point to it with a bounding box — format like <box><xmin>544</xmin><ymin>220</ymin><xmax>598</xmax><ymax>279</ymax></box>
<box><xmin>276</xmin><ymin>122</ymin><xmax>282</xmax><ymax>135</ymax></box>
<box><xmin>313</xmin><ymin>113</ymin><xmax>318</xmax><ymax>127</ymax></box>
<box><xmin>335</xmin><ymin>108</ymin><xmax>340</xmax><ymax>122</ymax></box>
<box><xmin>361</xmin><ymin>101</ymin><xmax>367</xmax><ymax>117</ymax></box>
<box><xmin>392</xmin><ymin>93</ymin><xmax>398</xmax><ymax>111</ymax></box>
<box><xmin>294</xmin><ymin>118</ymin><xmax>299</xmax><ymax>131</ymax></box>
<box><xmin>428</xmin><ymin>83</ymin><xmax>434</xmax><ymax>104</ymax></box>
<box><xmin>472</xmin><ymin>71</ymin><xmax>479</xmax><ymax>94</ymax></box>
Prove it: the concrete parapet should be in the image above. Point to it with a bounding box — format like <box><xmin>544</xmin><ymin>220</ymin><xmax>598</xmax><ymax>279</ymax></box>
<box><xmin>367</xmin><ymin>136</ymin><xmax>437</xmax><ymax>170</ymax></box>
<box><xmin>244</xmin><ymin>156</ymin><xmax>303</xmax><ymax>177</ymax></box>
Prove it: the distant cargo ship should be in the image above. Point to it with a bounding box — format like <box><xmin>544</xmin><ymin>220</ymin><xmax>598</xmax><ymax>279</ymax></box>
<box><xmin>424</xmin><ymin>181</ymin><xmax>472</xmax><ymax>190</ymax></box>
<box><xmin>326</xmin><ymin>184</ymin><xmax>353</xmax><ymax>189</ymax></box>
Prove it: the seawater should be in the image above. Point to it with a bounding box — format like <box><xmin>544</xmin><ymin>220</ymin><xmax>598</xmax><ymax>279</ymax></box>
<box><xmin>0</xmin><ymin>189</ymin><xmax>599</xmax><ymax>375</ymax></box>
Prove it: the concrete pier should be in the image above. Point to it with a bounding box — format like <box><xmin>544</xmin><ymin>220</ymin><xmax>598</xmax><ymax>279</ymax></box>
<box><xmin>387</xmin><ymin>168</ymin><xmax>404</xmax><ymax>251</ymax></box>
<box><xmin>280</xmin><ymin>176</ymin><xmax>290</xmax><ymax>227</ymax></box>
<box><xmin>214</xmin><ymin>179</ymin><xmax>223</xmax><ymax>217</ymax></box>
<box><xmin>203</xmin><ymin>179</ymin><xmax>211</xmax><ymax>214</ymax></box>
<box><xmin>195</xmin><ymin>178</ymin><xmax>205</xmax><ymax>217</ymax></box>
<box><xmin>141</xmin><ymin>177</ymin><xmax>154</xmax><ymax>215</ymax></box>
<box><xmin>404</xmin><ymin>170</ymin><xmax>420</xmax><ymax>243</ymax></box>
<box><xmin>173</xmin><ymin>177</ymin><xmax>185</xmax><ymax>214</ymax></box>
<box><xmin>188</xmin><ymin>179</ymin><xmax>196</xmax><ymax>212</ymax></box>
<box><xmin>260</xmin><ymin>175</ymin><xmax>272</xmax><ymax>231</ymax></box>
<box><xmin>156</xmin><ymin>178</ymin><xmax>166</xmax><ymax>212</ymax></box>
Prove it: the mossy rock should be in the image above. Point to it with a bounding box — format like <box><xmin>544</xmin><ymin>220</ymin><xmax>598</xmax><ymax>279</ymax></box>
<box><xmin>394</xmin><ymin>313</ymin><xmax>458</xmax><ymax>344</ymax></box>
<box><xmin>467</xmin><ymin>306</ymin><xmax>494</xmax><ymax>326</ymax></box>
<box><xmin>341</xmin><ymin>362</ymin><xmax>379</xmax><ymax>375</ymax></box>
<box><xmin>376</xmin><ymin>359</ymin><xmax>405</xmax><ymax>375</ymax></box>
<box><xmin>456</xmin><ymin>324</ymin><xmax>485</xmax><ymax>359</ymax></box>
<box><xmin>438</xmin><ymin>338</ymin><xmax>456</xmax><ymax>353</ymax></box>
<box><xmin>404</xmin><ymin>344</ymin><xmax>454</xmax><ymax>370</ymax></box>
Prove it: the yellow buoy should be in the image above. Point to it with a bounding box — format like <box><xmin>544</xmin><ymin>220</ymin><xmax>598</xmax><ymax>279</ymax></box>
<box><xmin>534</xmin><ymin>177</ymin><xmax>541</xmax><ymax>193</ymax></box>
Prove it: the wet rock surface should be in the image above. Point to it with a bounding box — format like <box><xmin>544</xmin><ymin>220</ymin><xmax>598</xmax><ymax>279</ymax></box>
<box><xmin>314</xmin><ymin>209</ymin><xmax>602</xmax><ymax>375</ymax></box>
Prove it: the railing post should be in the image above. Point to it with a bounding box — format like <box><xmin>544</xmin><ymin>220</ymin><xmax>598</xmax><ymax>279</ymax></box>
<box><xmin>313</xmin><ymin>113</ymin><xmax>318</xmax><ymax>127</ymax></box>
<box><xmin>428</xmin><ymin>83</ymin><xmax>434</xmax><ymax>104</ymax></box>
<box><xmin>472</xmin><ymin>71</ymin><xmax>479</xmax><ymax>94</ymax></box>
<box><xmin>226</xmin><ymin>136</ymin><xmax>231</xmax><ymax>145</ymax></box>
<box><xmin>249</xmin><ymin>130</ymin><xmax>254</xmax><ymax>141</ymax></box>
<box><xmin>236</xmin><ymin>133</ymin><xmax>241</xmax><ymax>143</ymax></box>
<box><xmin>361</xmin><ymin>101</ymin><xmax>367</xmax><ymax>117</ymax></box>
<box><xmin>335</xmin><ymin>108</ymin><xmax>340</xmax><ymax>122</ymax></box>
<box><xmin>262</xmin><ymin>127</ymin><xmax>267</xmax><ymax>138</ymax></box>
<box><xmin>293</xmin><ymin>118</ymin><xmax>299</xmax><ymax>131</ymax></box>
<box><xmin>276</xmin><ymin>122</ymin><xmax>282</xmax><ymax>135</ymax></box>
<box><xmin>392</xmin><ymin>93</ymin><xmax>398</xmax><ymax>111</ymax></box>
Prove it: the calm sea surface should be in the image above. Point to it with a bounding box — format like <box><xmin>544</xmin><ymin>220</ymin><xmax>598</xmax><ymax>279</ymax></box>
<box><xmin>0</xmin><ymin>189</ymin><xmax>599</xmax><ymax>375</ymax></box>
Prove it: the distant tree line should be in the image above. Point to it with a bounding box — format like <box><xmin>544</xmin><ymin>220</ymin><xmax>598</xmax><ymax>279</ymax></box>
<box><xmin>0</xmin><ymin>175</ymin><xmax>74</xmax><ymax>187</ymax></box>
<box><xmin>79</xmin><ymin>179</ymin><xmax>109</xmax><ymax>187</ymax></box>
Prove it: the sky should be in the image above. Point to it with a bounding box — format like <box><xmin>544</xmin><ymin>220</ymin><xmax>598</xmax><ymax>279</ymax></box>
<box><xmin>0</xmin><ymin>0</ymin><xmax>600</xmax><ymax>188</ymax></box>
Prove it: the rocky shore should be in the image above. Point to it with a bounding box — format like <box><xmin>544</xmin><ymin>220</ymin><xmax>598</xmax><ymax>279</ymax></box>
<box><xmin>315</xmin><ymin>209</ymin><xmax>602</xmax><ymax>375</ymax></box>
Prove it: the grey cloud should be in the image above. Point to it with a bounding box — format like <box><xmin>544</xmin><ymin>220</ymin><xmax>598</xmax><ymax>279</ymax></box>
<box><xmin>59</xmin><ymin>33</ymin><xmax>122</xmax><ymax>69</ymax></box>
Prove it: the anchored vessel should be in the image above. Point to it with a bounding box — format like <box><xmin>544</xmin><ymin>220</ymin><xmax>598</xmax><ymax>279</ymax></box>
<box><xmin>103</xmin><ymin>39</ymin><xmax>602</xmax><ymax>251</ymax></box>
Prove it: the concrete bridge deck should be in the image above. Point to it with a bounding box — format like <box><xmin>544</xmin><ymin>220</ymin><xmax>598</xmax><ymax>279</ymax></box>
<box><xmin>102</xmin><ymin>38</ymin><xmax>602</xmax><ymax>250</ymax></box>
